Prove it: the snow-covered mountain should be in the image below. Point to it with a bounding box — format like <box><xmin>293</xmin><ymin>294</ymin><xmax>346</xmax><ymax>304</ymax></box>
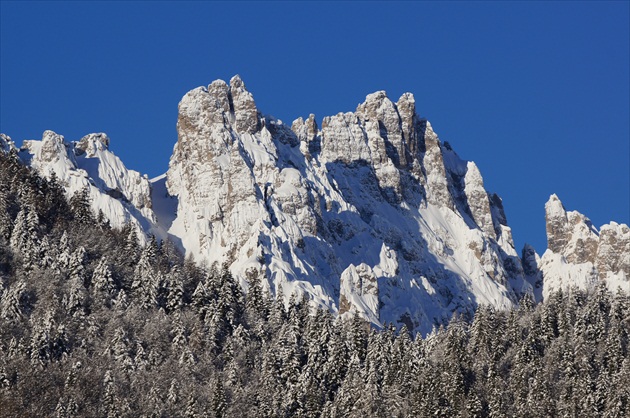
<box><xmin>164</xmin><ymin>75</ymin><xmax>531</xmax><ymax>334</ymax></box>
<box><xmin>0</xmin><ymin>131</ymin><xmax>159</xmax><ymax>243</ymax></box>
<box><xmin>2</xmin><ymin>76</ymin><xmax>627</xmax><ymax>333</ymax></box>
<box><xmin>539</xmin><ymin>194</ymin><xmax>629</xmax><ymax>298</ymax></box>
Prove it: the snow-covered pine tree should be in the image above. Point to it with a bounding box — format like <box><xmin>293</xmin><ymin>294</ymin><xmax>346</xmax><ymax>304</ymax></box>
<box><xmin>69</xmin><ymin>186</ymin><xmax>93</xmax><ymax>224</ymax></box>
<box><xmin>9</xmin><ymin>205</ymin><xmax>39</xmax><ymax>271</ymax></box>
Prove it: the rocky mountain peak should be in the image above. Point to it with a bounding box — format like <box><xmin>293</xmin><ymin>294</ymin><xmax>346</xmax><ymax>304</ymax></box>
<box><xmin>22</xmin><ymin>130</ymin><xmax>77</xmax><ymax>170</ymax></box>
<box><xmin>229</xmin><ymin>75</ymin><xmax>260</xmax><ymax>134</ymax></box>
<box><xmin>164</xmin><ymin>76</ymin><xmax>537</xmax><ymax>333</ymax></box>
<box><xmin>396</xmin><ymin>93</ymin><xmax>420</xmax><ymax>158</ymax></box>
<box><xmin>75</xmin><ymin>133</ymin><xmax>110</xmax><ymax>157</ymax></box>
<box><xmin>228</xmin><ymin>74</ymin><xmax>245</xmax><ymax>89</ymax></box>
<box><xmin>5</xmin><ymin>76</ymin><xmax>627</xmax><ymax>334</ymax></box>
<box><xmin>541</xmin><ymin>194</ymin><xmax>629</xmax><ymax>298</ymax></box>
<box><xmin>597</xmin><ymin>222</ymin><xmax>630</xmax><ymax>281</ymax></box>
<box><xmin>171</xmin><ymin>76</ymin><xmax>263</xmax><ymax>169</ymax></box>
<box><xmin>545</xmin><ymin>194</ymin><xmax>570</xmax><ymax>254</ymax></box>
<box><xmin>11</xmin><ymin>130</ymin><xmax>156</xmax><ymax>241</ymax></box>
<box><xmin>207</xmin><ymin>79</ymin><xmax>231</xmax><ymax>114</ymax></box>
<box><xmin>521</xmin><ymin>243</ymin><xmax>540</xmax><ymax>276</ymax></box>
<box><xmin>354</xmin><ymin>90</ymin><xmax>411</xmax><ymax>168</ymax></box>
<box><xmin>396</xmin><ymin>92</ymin><xmax>416</xmax><ymax>112</ymax></box>
<box><xmin>545</xmin><ymin>194</ymin><xmax>599</xmax><ymax>264</ymax></box>
<box><xmin>463</xmin><ymin>161</ymin><xmax>495</xmax><ymax>239</ymax></box>
<box><xmin>292</xmin><ymin>113</ymin><xmax>319</xmax><ymax>158</ymax></box>
<box><xmin>41</xmin><ymin>130</ymin><xmax>69</xmax><ymax>159</ymax></box>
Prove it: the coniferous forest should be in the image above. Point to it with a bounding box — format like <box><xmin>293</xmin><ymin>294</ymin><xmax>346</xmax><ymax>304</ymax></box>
<box><xmin>1</xmin><ymin>151</ymin><xmax>629</xmax><ymax>417</ymax></box>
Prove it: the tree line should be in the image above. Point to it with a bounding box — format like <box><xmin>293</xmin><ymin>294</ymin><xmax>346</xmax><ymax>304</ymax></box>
<box><xmin>0</xmin><ymin>151</ymin><xmax>628</xmax><ymax>417</ymax></box>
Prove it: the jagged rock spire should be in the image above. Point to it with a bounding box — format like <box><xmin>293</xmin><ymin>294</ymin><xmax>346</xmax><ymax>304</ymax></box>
<box><xmin>229</xmin><ymin>75</ymin><xmax>260</xmax><ymax>134</ymax></box>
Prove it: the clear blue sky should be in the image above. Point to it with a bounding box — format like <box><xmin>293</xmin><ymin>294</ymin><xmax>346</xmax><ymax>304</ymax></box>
<box><xmin>1</xmin><ymin>1</ymin><xmax>628</xmax><ymax>255</ymax></box>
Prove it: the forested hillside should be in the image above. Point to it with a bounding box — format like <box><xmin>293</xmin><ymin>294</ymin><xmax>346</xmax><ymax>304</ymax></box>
<box><xmin>1</xmin><ymin>151</ymin><xmax>628</xmax><ymax>417</ymax></box>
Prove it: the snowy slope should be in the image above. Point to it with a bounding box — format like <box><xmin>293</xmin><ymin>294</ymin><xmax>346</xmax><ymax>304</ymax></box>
<box><xmin>15</xmin><ymin>131</ymin><xmax>160</xmax><ymax>242</ymax></box>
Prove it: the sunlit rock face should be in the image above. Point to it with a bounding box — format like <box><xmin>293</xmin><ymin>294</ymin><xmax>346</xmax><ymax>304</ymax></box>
<box><xmin>165</xmin><ymin>75</ymin><xmax>532</xmax><ymax>334</ymax></box>
<box><xmin>541</xmin><ymin>194</ymin><xmax>629</xmax><ymax>299</ymax></box>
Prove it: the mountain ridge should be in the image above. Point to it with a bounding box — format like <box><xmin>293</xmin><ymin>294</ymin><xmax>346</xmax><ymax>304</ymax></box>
<box><xmin>1</xmin><ymin>76</ymin><xmax>627</xmax><ymax>334</ymax></box>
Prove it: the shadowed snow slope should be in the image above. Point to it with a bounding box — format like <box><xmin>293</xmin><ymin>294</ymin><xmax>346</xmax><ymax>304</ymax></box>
<box><xmin>12</xmin><ymin>131</ymin><xmax>160</xmax><ymax>243</ymax></box>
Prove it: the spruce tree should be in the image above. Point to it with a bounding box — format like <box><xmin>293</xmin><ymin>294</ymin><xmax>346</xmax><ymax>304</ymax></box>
<box><xmin>69</xmin><ymin>186</ymin><xmax>93</xmax><ymax>224</ymax></box>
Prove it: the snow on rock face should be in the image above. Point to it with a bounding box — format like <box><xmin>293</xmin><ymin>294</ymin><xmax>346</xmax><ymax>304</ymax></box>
<box><xmin>16</xmin><ymin>130</ymin><xmax>157</xmax><ymax>240</ymax></box>
<box><xmin>545</xmin><ymin>194</ymin><xmax>571</xmax><ymax>254</ymax></box>
<box><xmin>229</xmin><ymin>75</ymin><xmax>260</xmax><ymax>134</ymax></box>
<box><xmin>422</xmin><ymin>122</ymin><xmax>453</xmax><ymax>209</ymax></box>
<box><xmin>522</xmin><ymin>243</ymin><xmax>543</xmax><ymax>302</ymax></box>
<box><xmin>292</xmin><ymin>114</ymin><xmax>319</xmax><ymax>159</ymax></box>
<box><xmin>597</xmin><ymin>223</ymin><xmax>630</xmax><ymax>282</ymax></box>
<box><xmin>26</xmin><ymin>130</ymin><xmax>78</xmax><ymax>169</ymax></box>
<box><xmin>74</xmin><ymin>133</ymin><xmax>153</xmax><ymax>211</ymax></box>
<box><xmin>541</xmin><ymin>194</ymin><xmax>629</xmax><ymax>298</ymax></box>
<box><xmin>320</xmin><ymin>112</ymin><xmax>372</xmax><ymax>165</ymax></box>
<box><xmin>464</xmin><ymin>162</ymin><xmax>495</xmax><ymax>239</ymax></box>
<box><xmin>355</xmin><ymin>91</ymin><xmax>407</xmax><ymax>168</ymax></box>
<box><xmin>339</xmin><ymin>263</ymin><xmax>379</xmax><ymax>324</ymax></box>
<box><xmin>167</xmin><ymin>76</ymin><xmax>274</xmax><ymax>265</ymax></box>
<box><xmin>8</xmin><ymin>77</ymin><xmax>627</xmax><ymax>332</ymax></box>
<box><xmin>166</xmin><ymin>76</ymin><xmax>533</xmax><ymax>334</ymax></box>
<box><xmin>75</xmin><ymin>133</ymin><xmax>110</xmax><ymax>156</ymax></box>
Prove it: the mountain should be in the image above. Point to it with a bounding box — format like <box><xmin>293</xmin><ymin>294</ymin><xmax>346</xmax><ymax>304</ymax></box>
<box><xmin>2</xmin><ymin>76</ymin><xmax>627</xmax><ymax>333</ymax></box>
<box><xmin>540</xmin><ymin>194</ymin><xmax>629</xmax><ymax>298</ymax></box>
<box><xmin>164</xmin><ymin>75</ymin><xmax>534</xmax><ymax>335</ymax></box>
<box><xmin>0</xmin><ymin>131</ymin><xmax>158</xmax><ymax>244</ymax></box>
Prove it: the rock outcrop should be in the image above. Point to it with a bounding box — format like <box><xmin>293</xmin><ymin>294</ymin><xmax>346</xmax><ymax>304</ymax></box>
<box><xmin>541</xmin><ymin>195</ymin><xmax>629</xmax><ymax>298</ymax></box>
<box><xmin>15</xmin><ymin>130</ymin><xmax>157</xmax><ymax>240</ymax></box>
<box><xmin>339</xmin><ymin>263</ymin><xmax>379</xmax><ymax>324</ymax></box>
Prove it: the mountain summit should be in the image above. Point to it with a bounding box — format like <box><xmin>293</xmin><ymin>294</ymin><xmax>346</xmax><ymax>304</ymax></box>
<box><xmin>3</xmin><ymin>76</ymin><xmax>627</xmax><ymax>333</ymax></box>
<box><xmin>540</xmin><ymin>194</ymin><xmax>629</xmax><ymax>299</ymax></box>
<box><xmin>164</xmin><ymin>75</ymin><xmax>532</xmax><ymax>334</ymax></box>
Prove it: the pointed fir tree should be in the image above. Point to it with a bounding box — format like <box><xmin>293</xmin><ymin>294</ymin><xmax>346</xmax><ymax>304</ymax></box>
<box><xmin>245</xmin><ymin>272</ymin><xmax>269</xmax><ymax>324</ymax></box>
<box><xmin>0</xmin><ymin>280</ymin><xmax>26</xmax><ymax>322</ymax></box>
<box><xmin>0</xmin><ymin>183</ymin><xmax>13</xmax><ymax>240</ymax></box>
<box><xmin>166</xmin><ymin>264</ymin><xmax>185</xmax><ymax>313</ymax></box>
<box><xmin>108</xmin><ymin>327</ymin><xmax>135</xmax><ymax>373</ymax></box>
<box><xmin>93</xmin><ymin>257</ymin><xmax>115</xmax><ymax>292</ymax></box>
<box><xmin>69</xmin><ymin>185</ymin><xmax>93</xmax><ymax>224</ymax></box>
<box><xmin>102</xmin><ymin>370</ymin><xmax>120</xmax><ymax>418</ymax></box>
<box><xmin>167</xmin><ymin>379</ymin><xmax>179</xmax><ymax>406</ymax></box>
<box><xmin>121</xmin><ymin>223</ymin><xmax>140</xmax><ymax>266</ymax></box>
<box><xmin>62</xmin><ymin>247</ymin><xmax>88</xmax><ymax>316</ymax></box>
<box><xmin>210</xmin><ymin>379</ymin><xmax>226</xmax><ymax>418</ymax></box>
<box><xmin>184</xmin><ymin>394</ymin><xmax>200</xmax><ymax>418</ymax></box>
<box><xmin>132</xmin><ymin>246</ymin><xmax>161</xmax><ymax>310</ymax></box>
<box><xmin>9</xmin><ymin>205</ymin><xmax>39</xmax><ymax>271</ymax></box>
